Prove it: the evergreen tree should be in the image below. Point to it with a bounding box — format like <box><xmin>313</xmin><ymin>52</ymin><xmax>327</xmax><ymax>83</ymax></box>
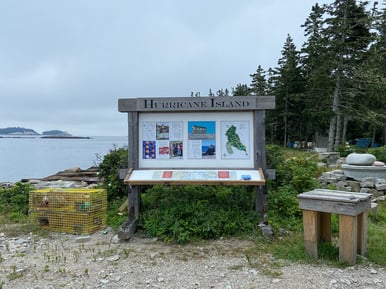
<box><xmin>322</xmin><ymin>0</ymin><xmax>373</xmax><ymax>150</ymax></box>
<box><xmin>250</xmin><ymin>65</ymin><xmax>267</xmax><ymax>95</ymax></box>
<box><xmin>272</xmin><ymin>35</ymin><xmax>305</xmax><ymax>146</ymax></box>
<box><xmin>301</xmin><ymin>3</ymin><xmax>333</xmax><ymax>146</ymax></box>
<box><xmin>232</xmin><ymin>84</ymin><xmax>251</xmax><ymax>96</ymax></box>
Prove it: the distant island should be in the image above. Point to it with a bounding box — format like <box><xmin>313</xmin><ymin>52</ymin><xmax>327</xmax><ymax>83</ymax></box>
<box><xmin>0</xmin><ymin>127</ymin><xmax>90</xmax><ymax>139</ymax></box>
<box><xmin>0</xmin><ymin>127</ymin><xmax>38</xmax><ymax>135</ymax></box>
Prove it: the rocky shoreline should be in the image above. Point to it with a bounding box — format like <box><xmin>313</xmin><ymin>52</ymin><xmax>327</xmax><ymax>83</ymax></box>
<box><xmin>0</xmin><ymin>166</ymin><xmax>102</xmax><ymax>189</ymax></box>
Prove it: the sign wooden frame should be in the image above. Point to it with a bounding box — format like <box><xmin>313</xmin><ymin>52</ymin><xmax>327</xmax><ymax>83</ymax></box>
<box><xmin>118</xmin><ymin>95</ymin><xmax>275</xmax><ymax>240</ymax></box>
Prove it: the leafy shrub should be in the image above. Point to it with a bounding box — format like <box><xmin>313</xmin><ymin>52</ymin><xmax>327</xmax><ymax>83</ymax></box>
<box><xmin>266</xmin><ymin>144</ymin><xmax>285</xmax><ymax>169</ymax></box>
<box><xmin>268</xmin><ymin>185</ymin><xmax>301</xmax><ymax>218</ymax></box>
<box><xmin>274</xmin><ymin>156</ymin><xmax>319</xmax><ymax>194</ymax></box>
<box><xmin>138</xmin><ymin>185</ymin><xmax>260</xmax><ymax>243</ymax></box>
<box><xmin>337</xmin><ymin>143</ymin><xmax>355</xmax><ymax>157</ymax></box>
<box><xmin>106</xmin><ymin>198</ymin><xmax>129</xmax><ymax>231</ymax></box>
<box><xmin>0</xmin><ymin>183</ymin><xmax>31</xmax><ymax>221</ymax></box>
<box><xmin>98</xmin><ymin>147</ymin><xmax>128</xmax><ymax>201</ymax></box>
<box><xmin>368</xmin><ymin>146</ymin><xmax>386</xmax><ymax>162</ymax></box>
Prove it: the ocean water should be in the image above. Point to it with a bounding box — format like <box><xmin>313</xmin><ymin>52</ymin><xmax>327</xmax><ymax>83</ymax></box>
<box><xmin>0</xmin><ymin>136</ymin><xmax>127</xmax><ymax>182</ymax></box>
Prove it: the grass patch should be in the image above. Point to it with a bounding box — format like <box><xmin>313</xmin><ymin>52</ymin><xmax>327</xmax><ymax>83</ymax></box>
<box><xmin>367</xmin><ymin>201</ymin><xmax>386</xmax><ymax>266</ymax></box>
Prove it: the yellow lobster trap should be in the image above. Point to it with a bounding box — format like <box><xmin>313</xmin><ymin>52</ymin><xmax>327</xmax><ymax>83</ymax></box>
<box><xmin>29</xmin><ymin>188</ymin><xmax>107</xmax><ymax>234</ymax></box>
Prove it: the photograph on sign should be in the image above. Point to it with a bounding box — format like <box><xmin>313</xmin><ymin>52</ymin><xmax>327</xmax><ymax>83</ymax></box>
<box><xmin>187</xmin><ymin>121</ymin><xmax>216</xmax><ymax>159</ymax></box>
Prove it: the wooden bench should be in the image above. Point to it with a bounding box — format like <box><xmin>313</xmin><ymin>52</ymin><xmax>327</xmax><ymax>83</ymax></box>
<box><xmin>297</xmin><ymin>189</ymin><xmax>372</xmax><ymax>265</ymax></box>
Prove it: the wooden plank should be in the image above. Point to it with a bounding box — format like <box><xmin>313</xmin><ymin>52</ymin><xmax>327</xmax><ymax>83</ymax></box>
<box><xmin>118</xmin><ymin>98</ymin><xmax>137</xmax><ymax>112</ymax></box>
<box><xmin>298</xmin><ymin>198</ymin><xmax>370</xmax><ymax>216</ymax></box>
<box><xmin>298</xmin><ymin>189</ymin><xmax>371</xmax><ymax>203</ymax></box>
<box><xmin>118</xmin><ymin>198</ymin><xmax>128</xmax><ymax>213</ymax></box>
<box><xmin>302</xmin><ymin>210</ymin><xmax>319</xmax><ymax>258</ymax></box>
<box><xmin>127</xmin><ymin>112</ymin><xmax>139</xmax><ymax>170</ymax></box>
<box><xmin>118</xmin><ymin>96</ymin><xmax>275</xmax><ymax>112</ymax></box>
<box><xmin>339</xmin><ymin>214</ymin><xmax>358</xmax><ymax>265</ymax></box>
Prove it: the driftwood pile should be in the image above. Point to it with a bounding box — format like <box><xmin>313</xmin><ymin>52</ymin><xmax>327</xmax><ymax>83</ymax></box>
<box><xmin>18</xmin><ymin>167</ymin><xmax>103</xmax><ymax>188</ymax></box>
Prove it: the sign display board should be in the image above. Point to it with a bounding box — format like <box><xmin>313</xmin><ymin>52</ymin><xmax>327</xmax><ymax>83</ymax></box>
<box><xmin>126</xmin><ymin>169</ymin><xmax>265</xmax><ymax>186</ymax></box>
<box><xmin>139</xmin><ymin>112</ymin><xmax>255</xmax><ymax>169</ymax></box>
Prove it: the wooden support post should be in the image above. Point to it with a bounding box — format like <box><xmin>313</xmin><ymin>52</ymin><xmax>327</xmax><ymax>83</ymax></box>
<box><xmin>319</xmin><ymin>212</ymin><xmax>331</xmax><ymax>242</ymax></box>
<box><xmin>357</xmin><ymin>211</ymin><xmax>368</xmax><ymax>256</ymax></box>
<box><xmin>255</xmin><ymin>186</ymin><xmax>267</xmax><ymax>222</ymax></box>
<box><xmin>302</xmin><ymin>210</ymin><xmax>319</xmax><ymax>258</ymax></box>
<box><xmin>339</xmin><ymin>214</ymin><xmax>358</xmax><ymax>265</ymax></box>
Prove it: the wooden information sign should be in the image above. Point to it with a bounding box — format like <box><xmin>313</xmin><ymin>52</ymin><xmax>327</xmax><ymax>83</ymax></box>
<box><xmin>118</xmin><ymin>95</ymin><xmax>275</xmax><ymax>240</ymax></box>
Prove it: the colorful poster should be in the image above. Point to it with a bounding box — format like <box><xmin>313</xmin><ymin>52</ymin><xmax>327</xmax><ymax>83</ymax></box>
<box><xmin>142</xmin><ymin>121</ymin><xmax>183</xmax><ymax>160</ymax></box>
<box><xmin>156</xmin><ymin>122</ymin><xmax>170</xmax><ymax>140</ymax></box>
<box><xmin>143</xmin><ymin>141</ymin><xmax>156</xmax><ymax>159</ymax></box>
<box><xmin>169</xmin><ymin>141</ymin><xmax>183</xmax><ymax>159</ymax></box>
<box><xmin>188</xmin><ymin>121</ymin><xmax>216</xmax><ymax>159</ymax></box>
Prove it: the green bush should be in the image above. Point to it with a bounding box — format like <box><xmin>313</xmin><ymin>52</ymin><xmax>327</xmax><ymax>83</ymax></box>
<box><xmin>274</xmin><ymin>156</ymin><xmax>319</xmax><ymax>194</ymax></box>
<box><xmin>0</xmin><ymin>183</ymin><xmax>31</xmax><ymax>221</ymax></box>
<box><xmin>98</xmin><ymin>147</ymin><xmax>128</xmax><ymax>201</ymax></box>
<box><xmin>337</xmin><ymin>143</ymin><xmax>355</xmax><ymax>157</ymax></box>
<box><xmin>368</xmin><ymin>146</ymin><xmax>386</xmax><ymax>162</ymax></box>
<box><xmin>138</xmin><ymin>185</ymin><xmax>260</xmax><ymax>243</ymax></box>
<box><xmin>266</xmin><ymin>144</ymin><xmax>285</xmax><ymax>169</ymax></box>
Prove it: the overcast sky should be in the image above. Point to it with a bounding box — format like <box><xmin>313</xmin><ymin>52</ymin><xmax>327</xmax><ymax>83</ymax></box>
<box><xmin>0</xmin><ymin>0</ymin><xmax>331</xmax><ymax>136</ymax></box>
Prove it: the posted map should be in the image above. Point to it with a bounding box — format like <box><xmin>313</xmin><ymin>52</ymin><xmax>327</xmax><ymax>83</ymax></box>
<box><xmin>221</xmin><ymin>121</ymin><xmax>250</xmax><ymax>159</ymax></box>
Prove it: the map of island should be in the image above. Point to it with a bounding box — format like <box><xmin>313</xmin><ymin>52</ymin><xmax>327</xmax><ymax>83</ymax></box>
<box><xmin>221</xmin><ymin>121</ymin><xmax>250</xmax><ymax>159</ymax></box>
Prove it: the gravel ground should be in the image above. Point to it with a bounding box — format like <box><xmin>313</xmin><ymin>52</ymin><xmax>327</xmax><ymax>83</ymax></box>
<box><xmin>1</xmin><ymin>227</ymin><xmax>385</xmax><ymax>289</ymax></box>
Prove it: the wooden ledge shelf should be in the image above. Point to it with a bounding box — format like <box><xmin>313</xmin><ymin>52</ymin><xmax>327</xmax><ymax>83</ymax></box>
<box><xmin>124</xmin><ymin>168</ymin><xmax>265</xmax><ymax>186</ymax></box>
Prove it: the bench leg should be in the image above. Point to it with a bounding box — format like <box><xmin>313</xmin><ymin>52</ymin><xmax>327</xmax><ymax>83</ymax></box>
<box><xmin>303</xmin><ymin>210</ymin><xmax>319</xmax><ymax>258</ymax></box>
<box><xmin>339</xmin><ymin>214</ymin><xmax>357</xmax><ymax>265</ymax></box>
<box><xmin>357</xmin><ymin>211</ymin><xmax>368</xmax><ymax>256</ymax></box>
<box><xmin>319</xmin><ymin>212</ymin><xmax>331</xmax><ymax>242</ymax></box>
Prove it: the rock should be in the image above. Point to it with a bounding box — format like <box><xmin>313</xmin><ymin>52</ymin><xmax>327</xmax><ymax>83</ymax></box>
<box><xmin>258</xmin><ymin>223</ymin><xmax>274</xmax><ymax>239</ymax></box>
<box><xmin>75</xmin><ymin>236</ymin><xmax>91</xmax><ymax>243</ymax></box>
<box><xmin>370</xmin><ymin>202</ymin><xmax>378</xmax><ymax>214</ymax></box>
<box><xmin>319</xmin><ymin>152</ymin><xmax>340</xmax><ymax>165</ymax></box>
<box><xmin>112</xmin><ymin>234</ymin><xmax>120</xmax><ymax>244</ymax></box>
<box><xmin>361</xmin><ymin>177</ymin><xmax>376</xmax><ymax>188</ymax></box>
<box><xmin>346</xmin><ymin>180</ymin><xmax>361</xmax><ymax>192</ymax></box>
<box><xmin>336</xmin><ymin>181</ymin><xmax>351</xmax><ymax>191</ymax></box>
<box><xmin>107</xmin><ymin>255</ymin><xmax>120</xmax><ymax>262</ymax></box>
<box><xmin>346</xmin><ymin>153</ymin><xmax>376</xmax><ymax>166</ymax></box>
<box><xmin>374</xmin><ymin>161</ymin><xmax>385</xmax><ymax>166</ymax></box>
<box><xmin>375</xmin><ymin>180</ymin><xmax>386</xmax><ymax>190</ymax></box>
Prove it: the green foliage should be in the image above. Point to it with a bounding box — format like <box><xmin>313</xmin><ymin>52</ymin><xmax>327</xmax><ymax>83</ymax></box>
<box><xmin>0</xmin><ymin>183</ymin><xmax>31</xmax><ymax>220</ymax></box>
<box><xmin>98</xmin><ymin>147</ymin><xmax>128</xmax><ymax>201</ymax></box>
<box><xmin>337</xmin><ymin>144</ymin><xmax>355</xmax><ymax>157</ymax></box>
<box><xmin>268</xmin><ymin>185</ymin><xmax>302</xmax><ymax>222</ymax></box>
<box><xmin>366</xmin><ymin>201</ymin><xmax>386</xmax><ymax>266</ymax></box>
<box><xmin>274</xmin><ymin>156</ymin><xmax>319</xmax><ymax>194</ymax></box>
<box><xmin>266</xmin><ymin>144</ymin><xmax>285</xmax><ymax>169</ymax></box>
<box><xmin>138</xmin><ymin>185</ymin><xmax>260</xmax><ymax>243</ymax></box>
<box><xmin>106</xmin><ymin>198</ymin><xmax>128</xmax><ymax>231</ymax></box>
<box><xmin>368</xmin><ymin>146</ymin><xmax>386</xmax><ymax>162</ymax></box>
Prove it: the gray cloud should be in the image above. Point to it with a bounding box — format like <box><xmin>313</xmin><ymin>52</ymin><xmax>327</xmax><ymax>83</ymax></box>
<box><xmin>0</xmin><ymin>0</ymin><xmax>330</xmax><ymax>136</ymax></box>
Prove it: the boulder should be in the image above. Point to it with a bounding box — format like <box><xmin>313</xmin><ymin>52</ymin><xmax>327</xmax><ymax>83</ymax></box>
<box><xmin>346</xmin><ymin>153</ymin><xmax>376</xmax><ymax>166</ymax></box>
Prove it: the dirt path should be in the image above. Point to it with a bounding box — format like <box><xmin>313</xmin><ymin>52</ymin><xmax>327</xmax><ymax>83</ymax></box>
<box><xmin>1</xmin><ymin>228</ymin><xmax>385</xmax><ymax>289</ymax></box>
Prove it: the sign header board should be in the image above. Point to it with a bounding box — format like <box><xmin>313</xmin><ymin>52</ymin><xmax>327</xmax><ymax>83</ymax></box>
<box><xmin>118</xmin><ymin>95</ymin><xmax>275</xmax><ymax>112</ymax></box>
